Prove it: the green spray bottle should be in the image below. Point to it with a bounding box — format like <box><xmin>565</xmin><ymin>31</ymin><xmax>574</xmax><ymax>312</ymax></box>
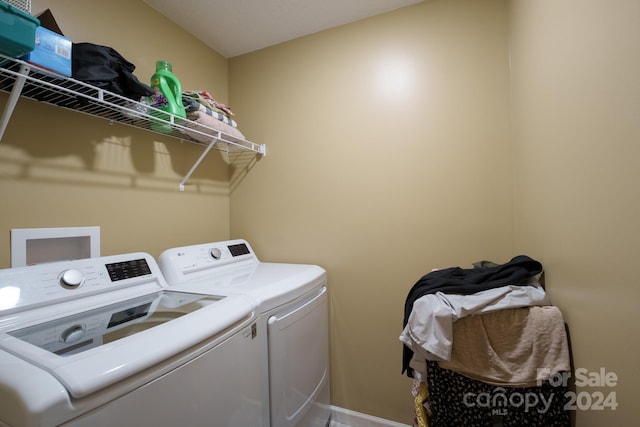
<box><xmin>149</xmin><ymin>60</ymin><xmax>186</xmax><ymax>133</ymax></box>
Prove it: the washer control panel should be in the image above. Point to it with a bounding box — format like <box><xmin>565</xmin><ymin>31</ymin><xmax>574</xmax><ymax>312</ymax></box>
<box><xmin>0</xmin><ymin>253</ymin><xmax>160</xmax><ymax>316</ymax></box>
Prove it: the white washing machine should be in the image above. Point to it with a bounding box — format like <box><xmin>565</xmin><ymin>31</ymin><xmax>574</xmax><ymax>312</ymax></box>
<box><xmin>0</xmin><ymin>252</ymin><xmax>262</xmax><ymax>427</ymax></box>
<box><xmin>158</xmin><ymin>239</ymin><xmax>331</xmax><ymax>427</ymax></box>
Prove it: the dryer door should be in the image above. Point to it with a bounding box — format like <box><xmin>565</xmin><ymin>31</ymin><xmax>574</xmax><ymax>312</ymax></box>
<box><xmin>267</xmin><ymin>285</ymin><xmax>330</xmax><ymax>427</ymax></box>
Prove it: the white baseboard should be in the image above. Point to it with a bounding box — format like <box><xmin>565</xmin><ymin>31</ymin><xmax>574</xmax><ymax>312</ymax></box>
<box><xmin>330</xmin><ymin>406</ymin><xmax>411</xmax><ymax>427</ymax></box>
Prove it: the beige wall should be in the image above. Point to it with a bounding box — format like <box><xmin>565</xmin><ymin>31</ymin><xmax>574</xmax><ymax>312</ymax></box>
<box><xmin>509</xmin><ymin>0</ymin><xmax>640</xmax><ymax>425</ymax></box>
<box><xmin>0</xmin><ymin>0</ymin><xmax>232</xmax><ymax>266</ymax></box>
<box><xmin>3</xmin><ymin>0</ymin><xmax>637</xmax><ymax>425</ymax></box>
<box><xmin>229</xmin><ymin>0</ymin><xmax>513</xmax><ymax>422</ymax></box>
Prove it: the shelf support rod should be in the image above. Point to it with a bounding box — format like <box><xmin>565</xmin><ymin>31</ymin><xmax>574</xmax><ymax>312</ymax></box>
<box><xmin>0</xmin><ymin>64</ymin><xmax>31</xmax><ymax>141</ymax></box>
<box><xmin>179</xmin><ymin>137</ymin><xmax>219</xmax><ymax>191</ymax></box>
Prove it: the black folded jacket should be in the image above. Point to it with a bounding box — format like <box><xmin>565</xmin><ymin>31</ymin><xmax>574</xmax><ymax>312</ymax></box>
<box><xmin>72</xmin><ymin>42</ymin><xmax>154</xmax><ymax>100</ymax></box>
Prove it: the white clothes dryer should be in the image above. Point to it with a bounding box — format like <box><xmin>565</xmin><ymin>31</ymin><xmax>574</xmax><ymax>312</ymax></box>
<box><xmin>0</xmin><ymin>252</ymin><xmax>262</xmax><ymax>427</ymax></box>
<box><xmin>158</xmin><ymin>239</ymin><xmax>331</xmax><ymax>427</ymax></box>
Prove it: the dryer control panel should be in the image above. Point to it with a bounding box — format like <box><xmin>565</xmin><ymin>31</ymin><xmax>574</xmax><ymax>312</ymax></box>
<box><xmin>158</xmin><ymin>239</ymin><xmax>258</xmax><ymax>284</ymax></box>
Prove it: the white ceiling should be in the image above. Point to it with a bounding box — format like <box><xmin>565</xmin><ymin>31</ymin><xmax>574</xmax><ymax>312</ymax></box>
<box><xmin>143</xmin><ymin>0</ymin><xmax>424</xmax><ymax>58</ymax></box>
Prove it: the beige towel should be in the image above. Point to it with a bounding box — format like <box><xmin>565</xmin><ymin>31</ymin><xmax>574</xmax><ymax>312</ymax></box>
<box><xmin>438</xmin><ymin>306</ymin><xmax>570</xmax><ymax>387</ymax></box>
<box><xmin>179</xmin><ymin>110</ymin><xmax>246</xmax><ymax>142</ymax></box>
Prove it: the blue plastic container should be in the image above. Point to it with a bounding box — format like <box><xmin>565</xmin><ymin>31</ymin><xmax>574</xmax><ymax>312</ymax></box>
<box><xmin>22</xmin><ymin>26</ymin><xmax>72</xmax><ymax>76</ymax></box>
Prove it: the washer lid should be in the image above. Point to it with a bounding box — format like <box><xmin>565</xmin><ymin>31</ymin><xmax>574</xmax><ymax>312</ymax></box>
<box><xmin>0</xmin><ymin>290</ymin><xmax>255</xmax><ymax>398</ymax></box>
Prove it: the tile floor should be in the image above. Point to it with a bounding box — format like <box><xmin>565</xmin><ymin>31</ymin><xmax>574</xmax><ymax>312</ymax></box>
<box><xmin>328</xmin><ymin>407</ymin><xmax>412</xmax><ymax>427</ymax></box>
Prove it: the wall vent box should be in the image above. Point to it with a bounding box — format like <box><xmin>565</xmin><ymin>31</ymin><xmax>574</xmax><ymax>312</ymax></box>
<box><xmin>34</xmin><ymin>9</ymin><xmax>64</xmax><ymax>36</ymax></box>
<box><xmin>11</xmin><ymin>226</ymin><xmax>100</xmax><ymax>267</ymax></box>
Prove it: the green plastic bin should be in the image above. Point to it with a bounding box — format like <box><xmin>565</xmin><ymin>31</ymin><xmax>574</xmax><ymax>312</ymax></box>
<box><xmin>0</xmin><ymin>2</ymin><xmax>40</xmax><ymax>58</ymax></box>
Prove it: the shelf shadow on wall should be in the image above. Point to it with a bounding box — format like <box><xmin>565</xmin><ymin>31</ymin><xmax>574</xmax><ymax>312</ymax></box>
<box><xmin>0</xmin><ymin>98</ymin><xmax>259</xmax><ymax>193</ymax></box>
<box><xmin>223</xmin><ymin>148</ymin><xmax>262</xmax><ymax>193</ymax></box>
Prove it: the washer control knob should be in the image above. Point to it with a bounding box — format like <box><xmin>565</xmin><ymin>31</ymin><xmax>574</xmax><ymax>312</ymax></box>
<box><xmin>61</xmin><ymin>324</ymin><xmax>86</xmax><ymax>344</ymax></box>
<box><xmin>209</xmin><ymin>248</ymin><xmax>222</xmax><ymax>260</ymax></box>
<box><xmin>60</xmin><ymin>269</ymin><xmax>85</xmax><ymax>288</ymax></box>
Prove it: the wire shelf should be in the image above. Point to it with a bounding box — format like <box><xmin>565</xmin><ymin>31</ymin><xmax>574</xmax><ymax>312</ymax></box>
<box><xmin>0</xmin><ymin>54</ymin><xmax>265</xmax><ymax>190</ymax></box>
<box><xmin>1</xmin><ymin>0</ymin><xmax>30</xmax><ymax>13</ymax></box>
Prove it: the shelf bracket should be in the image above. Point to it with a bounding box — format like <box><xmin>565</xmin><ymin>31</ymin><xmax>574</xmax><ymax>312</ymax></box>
<box><xmin>179</xmin><ymin>137</ymin><xmax>219</xmax><ymax>191</ymax></box>
<box><xmin>0</xmin><ymin>64</ymin><xmax>31</xmax><ymax>141</ymax></box>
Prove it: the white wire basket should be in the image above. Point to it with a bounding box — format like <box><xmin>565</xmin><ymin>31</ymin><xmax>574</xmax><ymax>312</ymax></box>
<box><xmin>2</xmin><ymin>0</ymin><xmax>30</xmax><ymax>13</ymax></box>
